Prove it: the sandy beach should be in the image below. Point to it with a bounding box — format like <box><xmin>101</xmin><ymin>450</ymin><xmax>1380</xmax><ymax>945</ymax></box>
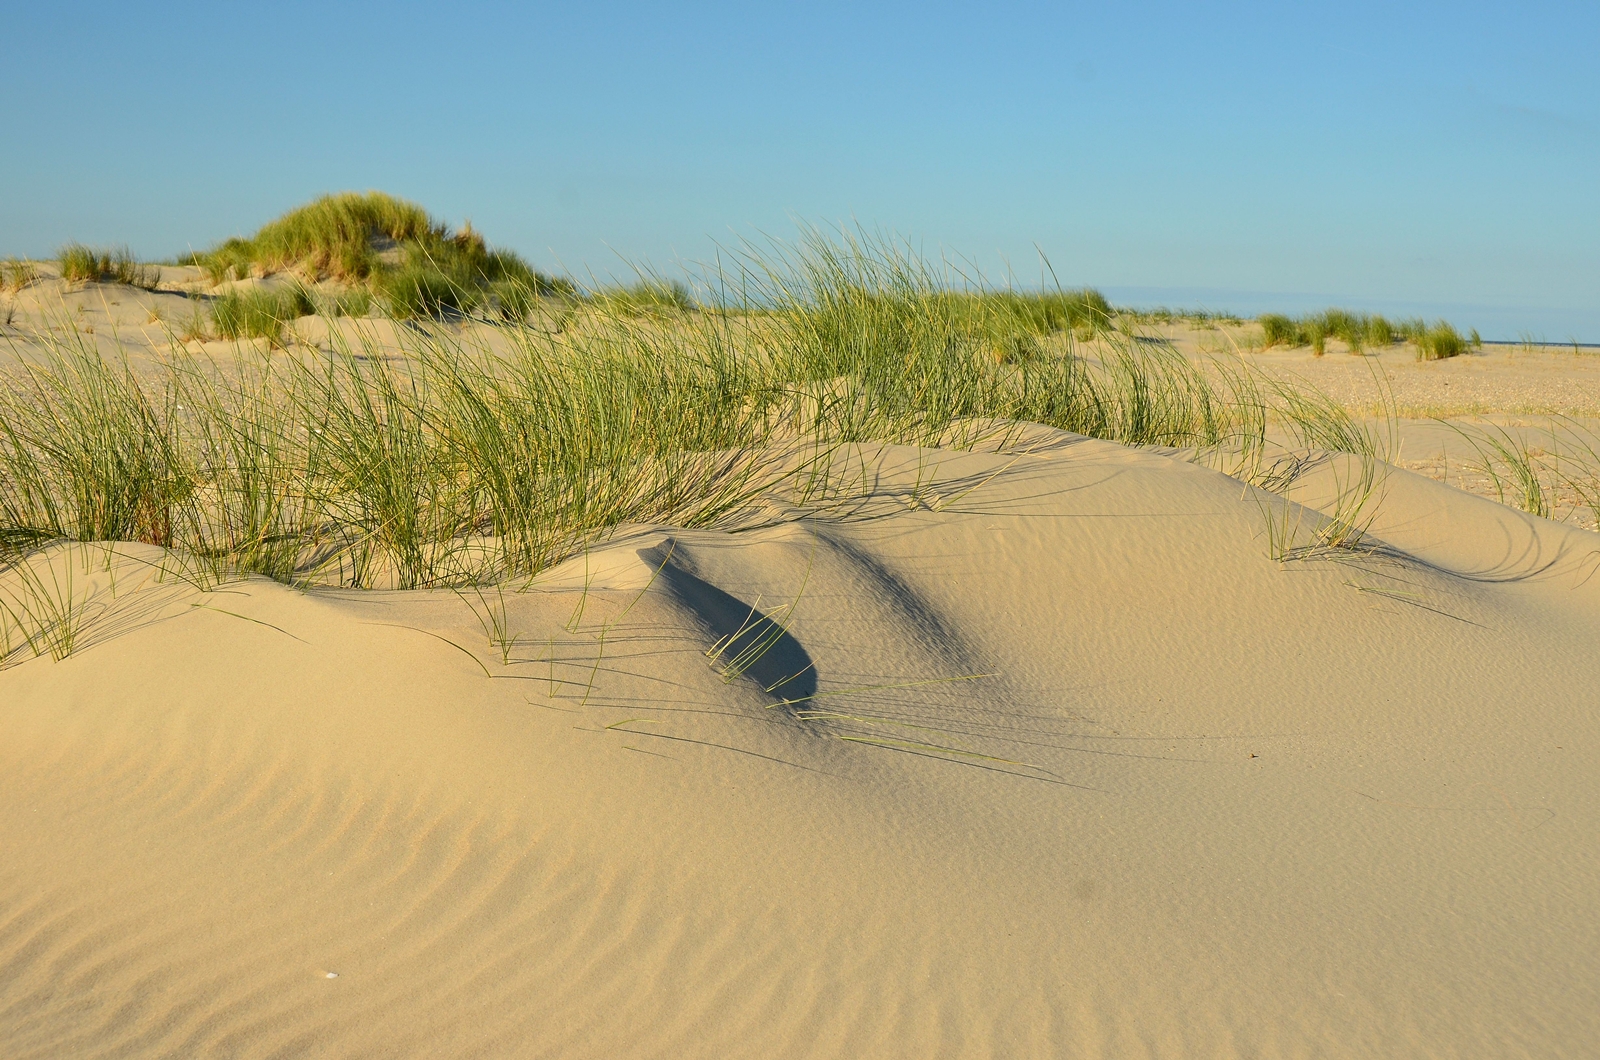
<box><xmin>11</xmin><ymin>0</ymin><xmax>1598</xmax><ymax>1049</ymax></box>
<box><xmin>4</xmin><ymin>267</ymin><xmax>1600</xmax><ymax>1058</ymax></box>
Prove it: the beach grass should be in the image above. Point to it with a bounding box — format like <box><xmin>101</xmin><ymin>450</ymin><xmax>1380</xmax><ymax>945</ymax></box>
<box><xmin>1413</xmin><ymin>321</ymin><xmax>1471</xmax><ymax>361</ymax></box>
<box><xmin>211</xmin><ymin>285</ymin><xmax>316</xmax><ymax>343</ymax></box>
<box><xmin>0</xmin><ymin>544</ymin><xmax>99</xmax><ymax>664</ymax></box>
<box><xmin>1259</xmin><ymin>309</ymin><xmax>1476</xmax><ymax>359</ymax></box>
<box><xmin>1122</xmin><ymin>306</ymin><xmax>1244</xmax><ymax>327</ymax></box>
<box><xmin>2</xmin><ymin>258</ymin><xmax>39</xmax><ymax>293</ymax></box>
<box><xmin>57</xmin><ymin>244</ymin><xmax>161</xmax><ymax>289</ymax></box>
<box><xmin>3</xmin><ymin>228</ymin><xmax>1590</xmax><ymax>605</ymax></box>
<box><xmin>591</xmin><ymin>278</ymin><xmax>697</xmax><ymax>315</ymax></box>
<box><xmin>187</xmin><ymin>193</ymin><xmax>572</xmax><ymax>322</ymax></box>
<box><xmin>316</xmin><ymin>287</ymin><xmax>375</xmax><ymax>319</ymax></box>
<box><xmin>192</xmin><ymin>192</ymin><xmax>442</xmax><ymax>283</ymax></box>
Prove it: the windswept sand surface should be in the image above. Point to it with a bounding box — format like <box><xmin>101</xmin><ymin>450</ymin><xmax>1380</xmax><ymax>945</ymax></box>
<box><xmin>4</xmin><ymin>434</ymin><xmax>1599</xmax><ymax>1057</ymax></box>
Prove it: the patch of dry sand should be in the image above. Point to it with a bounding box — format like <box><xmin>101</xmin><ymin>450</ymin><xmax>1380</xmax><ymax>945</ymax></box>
<box><xmin>4</xmin><ymin>436</ymin><xmax>1599</xmax><ymax>1057</ymax></box>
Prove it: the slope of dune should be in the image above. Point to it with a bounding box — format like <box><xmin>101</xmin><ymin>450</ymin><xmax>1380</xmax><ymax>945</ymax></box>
<box><xmin>3</xmin><ymin>433</ymin><xmax>1599</xmax><ymax>1058</ymax></box>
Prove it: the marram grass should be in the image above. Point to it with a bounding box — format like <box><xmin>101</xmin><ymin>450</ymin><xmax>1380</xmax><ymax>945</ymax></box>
<box><xmin>211</xmin><ymin>285</ymin><xmax>317</xmax><ymax>343</ymax></box>
<box><xmin>187</xmin><ymin>192</ymin><xmax>572</xmax><ymax>318</ymax></box>
<box><xmin>57</xmin><ymin>244</ymin><xmax>160</xmax><ymax>289</ymax></box>
<box><xmin>3</xmin><ymin>230</ymin><xmax>1582</xmax><ymax>605</ymax></box>
<box><xmin>1259</xmin><ymin>309</ymin><xmax>1476</xmax><ymax>359</ymax></box>
<box><xmin>2</xmin><ymin>258</ymin><xmax>39</xmax><ymax>293</ymax></box>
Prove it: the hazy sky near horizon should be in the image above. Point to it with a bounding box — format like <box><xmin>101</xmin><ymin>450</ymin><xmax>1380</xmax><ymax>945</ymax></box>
<box><xmin>4</xmin><ymin>1</ymin><xmax>1596</xmax><ymax>335</ymax></box>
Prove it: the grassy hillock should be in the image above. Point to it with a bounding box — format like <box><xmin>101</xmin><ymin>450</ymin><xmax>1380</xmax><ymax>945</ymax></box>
<box><xmin>187</xmin><ymin>191</ymin><xmax>573</xmax><ymax>323</ymax></box>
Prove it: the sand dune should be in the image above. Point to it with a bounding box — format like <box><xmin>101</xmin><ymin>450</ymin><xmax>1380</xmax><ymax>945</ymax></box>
<box><xmin>3</xmin><ymin>432</ymin><xmax>1598</xmax><ymax>1057</ymax></box>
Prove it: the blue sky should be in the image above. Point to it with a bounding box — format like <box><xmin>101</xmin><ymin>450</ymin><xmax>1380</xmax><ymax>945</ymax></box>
<box><xmin>4</xmin><ymin>1</ymin><xmax>1596</xmax><ymax>338</ymax></box>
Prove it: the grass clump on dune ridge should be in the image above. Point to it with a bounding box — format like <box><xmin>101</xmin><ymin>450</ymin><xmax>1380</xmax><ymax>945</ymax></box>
<box><xmin>196</xmin><ymin>192</ymin><xmax>443</xmax><ymax>283</ymax></box>
<box><xmin>727</xmin><ymin>229</ymin><xmax>1178</xmax><ymax>448</ymax></box>
<box><xmin>57</xmin><ymin>244</ymin><xmax>160</xmax><ymax>289</ymax></box>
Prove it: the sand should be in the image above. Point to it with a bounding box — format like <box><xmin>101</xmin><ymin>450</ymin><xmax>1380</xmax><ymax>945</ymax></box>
<box><xmin>4</xmin><ymin>424</ymin><xmax>1600</xmax><ymax>1057</ymax></box>
<box><xmin>5</xmin><ymin>272</ymin><xmax>1600</xmax><ymax>1054</ymax></box>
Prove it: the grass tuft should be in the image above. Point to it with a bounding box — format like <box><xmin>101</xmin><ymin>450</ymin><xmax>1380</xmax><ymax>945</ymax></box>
<box><xmin>374</xmin><ymin>258</ymin><xmax>479</xmax><ymax>319</ymax></box>
<box><xmin>2</xmin><ymin>258</ymin><xmax>39</xmax><ymax>293</ymax></box>
<box><xmin>1260</xmin><ymin>309</ymin><xmax>1473</xmax><ymax>360</ymax></box>
<box><xmin>319</xmin><ymin>287</ymin><xmax>375</xmax><ymax>318</ymax></box>
<box><xmin>57</xmin><ymin>244</ymin><xmax>160</xmax><ymax>289</ymax></box>
<box><xmin>1414</xmin><ymin>321</ymin><xmax>1468</xmax><ymax>361</ymax></box>
<box><xmin>0</xmin><ymin>339</ymin><xmax>190</xmax><ymax>546</ymax></box>
<box><xmin>211</xmin><ymin>285</ymin><xmax>316</xmax><ymax>343</ymax></box>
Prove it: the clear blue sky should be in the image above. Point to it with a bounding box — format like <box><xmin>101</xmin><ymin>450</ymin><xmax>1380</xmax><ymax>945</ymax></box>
<box><xmin>4</xmin><ymin>1</ymin><xmax>1596</xmax><ymax>338</ymax></box>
